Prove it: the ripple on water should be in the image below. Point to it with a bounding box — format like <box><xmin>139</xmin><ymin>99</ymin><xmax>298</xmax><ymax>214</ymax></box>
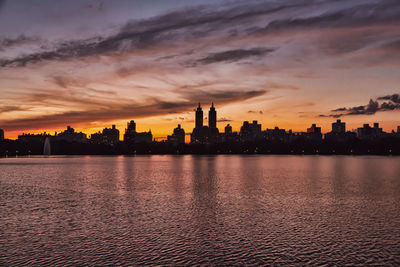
<box><xmin>1</xmin><ymin>155</ymin><xmax>400</xmax><ymax>265</ymax></box>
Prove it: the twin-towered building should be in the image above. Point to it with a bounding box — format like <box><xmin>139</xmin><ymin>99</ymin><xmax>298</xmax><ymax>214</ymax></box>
<box><xmin>191</xmin><ymin>103</ymin><xmax>220</xmax><ymax>144</ymax></box>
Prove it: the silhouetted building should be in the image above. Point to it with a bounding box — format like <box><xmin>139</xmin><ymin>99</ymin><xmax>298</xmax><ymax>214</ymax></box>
<box><xmin>325</xmin><ymin>119</ymin><xmax>356</xmax><ymax>142</ymax></box>
<box><xmin>90</xmin><ymin>125</ymin><xmax>120</xmax><ymax>145</ymax></box>
<box><xmin>124</xmin><ymin>120</ymin><xmax>136</xmax><ymax>143</ymax></box>
<box><xmin>167</xmin><ymin>124</ymin><xmax>185</xmax><ymax>145</ymax></box>
<box><xmin>103</xmin><ymin>125</ymin><xmax>119</xmax><ymax>145</ymax></box>
<box><xmin>135</xmin><ymin>131</ymin><xmax>152</xmax><ymax>143</ymax></box>
<box><xmin>195</xmin><ymin>103</ymin><xmax>203</xmax><ymax>129</ymax></box>
<box><xmin>18</xmin><ymin>133</ymin><xmax>51</xmax><ymax>143</ymax></box>
<box><xmin>209</xmin><ymin>103</ymin><xmax>216</xmax><ymax>129</ymax></box>
<box><xmin>225</xmin><ymin>124</ymin><xmax>232</xmax><ymax>134</ymax></box>
<box><xmin>264</xmin><ymin>126</ymin><xmax>290</xmax><ymax>142</ymax></box>
<box><xmin>191</xmin><ymin>103</ymin><xmax>220</xmax><ymax>144</ymax></box>
<box><xmin>221</xmin><ymin>124</ymin><xmax>239</xmax><ymax>143</ymax></box>
<box><xmin>124</xmin><ymin>120</ymin><xmax>152</xmax><ymax>144</ymax></box>
<box><xmin>332</xmin><ymin>119</ymin><xmax>346</xmax><ymax>134</ymax></box>
<box><xmin>90</xmin><ymin>132</ymin><xmax>104</xmax><ymax>144</ymax></box>
<box><xmin>306</xmin><ymin>124</ymin><xmax>322</xmax><ymax>141</ymax></box>
<box><xmin>307</xmin><ymin>124</ymin><xmax>321</xmax><ymax>134</ymax></box>
<box><xmin>0</xmin><ymin>128</ymin><xmax>4</xmax><ymax>140</ymax></box>
<box><xmin>398</xmin><ymin>126</ymin><xmax>400</xmax><ymax>134</ymax></box>
<box><xmin>357</xmin><ymin>123</ymin><xmax>383</xmax><ymax>140</ymax></box>
<box><xmin>55</xmin><ymin>126</ymin><xmax>87</xmax><ymax>143</ymax></box>
<box><xmin>240</xmin><ymin>120</ymin><xmax>262</xmax><ymax>141</ymax></box>
<box><xmin>207</xmin><ymin>103</ymin><xmax>220</xmax><ymax>143</ymax></box>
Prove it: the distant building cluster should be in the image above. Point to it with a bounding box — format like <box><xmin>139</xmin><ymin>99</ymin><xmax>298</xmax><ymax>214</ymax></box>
<box><xmin>1</xmin><ymin>103</ymin><xmax>400</xmax><ymax>155</ymax></box>
<box><xmin>90</xmin><ymin>125</ymin><xmax>120</xmax><ymax>145</ymax></box>
<box><xmin>18</xmin><ymin>126</ymin><xmax>87</xmax><ymax>144</ymax></box>
<box><xmin>183</xmin><ymin>105</ymin><xmax>399</xmax><ymax>145</ymax></box>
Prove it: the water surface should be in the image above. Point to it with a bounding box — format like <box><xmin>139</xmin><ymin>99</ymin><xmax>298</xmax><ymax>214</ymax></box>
<box><xmin>1</xmin><ymin>155</ymin><xmax>400</xmax><ymax>265</ymax></box>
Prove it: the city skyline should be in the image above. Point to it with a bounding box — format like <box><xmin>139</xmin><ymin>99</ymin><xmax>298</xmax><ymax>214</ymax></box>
<box><xmin>2</xmin><ymin>102</ymin><xmax>399</xmax><ymax>143</ymax></box>
<box><xmin>1</xmin><ymin>0</ymin><xmax>400</xmax><ymax>139</ymax></box>
<box><xmin>2</xmin><ymin>101</ymin><xmax>400</xmax><ymax>156</ymax></box>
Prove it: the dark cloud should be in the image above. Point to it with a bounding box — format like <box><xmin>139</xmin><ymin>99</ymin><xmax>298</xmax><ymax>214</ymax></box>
<box><xmin>0</xmin><ymin>89</ymin><xmax>266</xmax><ymax>131</ymax></box>
<box><xmin>0</xmin><ymin>105</ymin><xmax>28</xmax><ymax>114</ymax></box>
<box><xmin>2</xmin><ymin>0</ymin><xmax>399</xmax><ymax>67</ymax></box>
<box><xmin>257</xmin><ymin>12</ymin><xmax>345</xmax><ymax>34</ymax></box>
<box><xmin>322</xmin><ymin>93</ymin><xmax>400</xmax><ymax>117</ymax></box>
<box><xmin>1</xmin><ymin>49</ymin><xmax>63</xmax><ymax>67</ymax></box>
<box><xmin>217</xmin><ymin>117</ymin><xmax>232</xmax><ymax>122</ymax></box>
<box><xmin>180</xmin><ymin>89</ymin><xmax>266</xmax><ymax>104</ymax></box>
<box><xmin>253</xmin><ymin>0</ymin><xmax>400</xmax><ymax>34</ymax></box>
<box><xmin>0</xmin><ymin>35</ymin><xmax>40</xmax><ymax>51</ymax></box>
<box><xmin>377</xmin><ymin>94</ymin><xmax>400</xmax><ymax>103</ymax></box>
<box><xmin>331</xmin><ymin>107</ymin><xmax>347</xmax><ymax>112</ymax></box>
<box><xmin>248</xmin><ymin>110</ymin><xmax>263</xmax><ymax>114</ymax></box>
<box><xmin>52</xmin><ymin>76</ymin><xmax>85</xmax><ymax>88</ymax></box>
<box><xmin>196</xmin><ymin>47</ymin><xmax>275</xmax><ymax>65</ymax></box>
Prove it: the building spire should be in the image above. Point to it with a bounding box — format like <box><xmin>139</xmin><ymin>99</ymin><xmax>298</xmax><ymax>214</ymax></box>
<box><xmin>209</xmin><ymin>101</ymin><xmax>217</xmax><ymax>128</ymax></box>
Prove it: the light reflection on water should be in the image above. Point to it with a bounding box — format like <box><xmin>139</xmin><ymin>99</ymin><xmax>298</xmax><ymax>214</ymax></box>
<box><xmin>1</xmin><ymin>155</ymin><xmax>400</xmax><ymax>265</ymax></box>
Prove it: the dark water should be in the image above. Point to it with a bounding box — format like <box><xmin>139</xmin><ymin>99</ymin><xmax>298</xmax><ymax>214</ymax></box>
<box><xmin>1</xmin><ymin>155</ymin><xmax>400</xmax><ymax>265</ymax></box>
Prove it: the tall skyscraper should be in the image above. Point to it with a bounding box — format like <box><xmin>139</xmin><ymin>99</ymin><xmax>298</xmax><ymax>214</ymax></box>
<box><xmin>0</xmin><ymin>128</ymin><xmax>4</xmax><ymax>140</ymax></box>
<box><xmin>209</xmin><ymin>103</ymin><xmax>216</xmax><ymax>129</ymax></box>
<box><xmin>195</xmin><ymin>103</ymin><xmax>203</xmax><ymax>129</ymax></box>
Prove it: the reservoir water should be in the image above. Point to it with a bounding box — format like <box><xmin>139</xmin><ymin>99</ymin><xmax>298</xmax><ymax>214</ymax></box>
<box><xmin>1</xmin><ymin>155</ymin><xmax>400</xmax><ymax>265</ymax></box>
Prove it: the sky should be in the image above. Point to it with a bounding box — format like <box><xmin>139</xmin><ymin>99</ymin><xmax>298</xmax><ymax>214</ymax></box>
<box><xmin>0</xmin><ymin>0</ymin><xmax>400</xmax><ymax>139</ymax></box>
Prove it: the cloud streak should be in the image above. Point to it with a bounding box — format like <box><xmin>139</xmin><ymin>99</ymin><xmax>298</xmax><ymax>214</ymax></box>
<box><xmin>195</xmin><ymin>47</ymin><xmax>275</xmax><ymax>65</ymax></box>
<box><xmin>0</xmin><ymin>105</ymin><xmax>28</xmax><ymax>114</ymax></box>
<box><xmin>248</xmin><ymin>110</ymin><xmax>263</xmax><ymax>114</ymax></box>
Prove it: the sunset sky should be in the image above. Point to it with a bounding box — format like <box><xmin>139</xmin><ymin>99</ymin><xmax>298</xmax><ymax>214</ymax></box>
<box><xmin>0</xmin><ymin>0</ymin><xmax>400</xmax><ymax>139</ymax></box>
